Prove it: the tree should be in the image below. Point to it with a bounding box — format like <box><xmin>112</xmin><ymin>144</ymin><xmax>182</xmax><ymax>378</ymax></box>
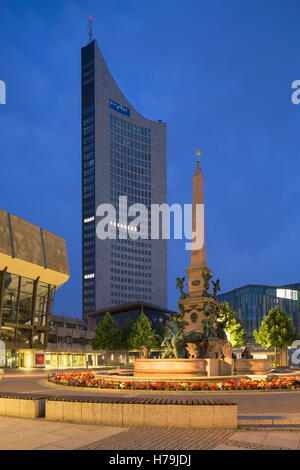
<box><xmin>218</xmin><ymin>302</ymin><xmax>247</xmax><ymax>348</ymax></box>
<box><xmin>151</xmin><ymin>318</ymin><xmax>166</xmax><ymax>349</ymax></box>
<box><xmin>254</xmin><ymin>306</ymin><xmax>297</xmax><ymax>364</ymax></box>
<box><xmin>119</xmin><ymin>318</ymin><xmax>135</xmax><ymax>351</ymax></box>
<box><xmin>92</xmin><ymin>312</ymin><xmax>119</xmax><ymax>354</ymax></box>
<box><xmin>129</xmin><ymin>313</ymin><xmax>155</xmax><ymax>350</ymax></box>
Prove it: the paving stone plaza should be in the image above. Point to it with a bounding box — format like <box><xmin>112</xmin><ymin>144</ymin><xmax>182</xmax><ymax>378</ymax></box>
<box><xmin>2</xmin><ymin>416</ymin><xmax>300</xmax><ymax>450</ymax></box>
<box><xmin>1</xmin><ymin>370</ymin><xmax>300</xmax><ymax>450</ymax></box>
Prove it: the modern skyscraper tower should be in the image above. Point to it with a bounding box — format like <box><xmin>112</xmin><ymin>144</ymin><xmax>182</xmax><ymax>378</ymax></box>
<box><xmin>81</xmin><ymin>38</ymin><xmax>167</xmax><ymax>318</ymax></box>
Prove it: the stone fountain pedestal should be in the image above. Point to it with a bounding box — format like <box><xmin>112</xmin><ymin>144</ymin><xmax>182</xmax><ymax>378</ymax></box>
<box><xmin>233</xmin><ymin>358</ymin><xmax>272</xmax><ymax>375</ymax></box>
<box><xmin>134</xmin><ymin>357</ymin><xmax>272</xmax><ymax>379</ymax></box>
<box><xmin>134</xmin><ymin>357</ymin><xmax>234</xmax><ymax>378</ymax></box>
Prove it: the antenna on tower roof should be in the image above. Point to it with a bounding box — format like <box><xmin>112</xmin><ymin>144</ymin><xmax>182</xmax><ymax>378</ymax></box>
<box><xmin>89</xmin><ymin>16</ymin><xmax>93</xmax><ymax>43</ymax></box>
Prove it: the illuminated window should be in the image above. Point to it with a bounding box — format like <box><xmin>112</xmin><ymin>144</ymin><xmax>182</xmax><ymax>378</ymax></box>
<box><xmin>277</xmin><ymin>289</ymin><xmax>298</xmax><ymax>300</ymax></box>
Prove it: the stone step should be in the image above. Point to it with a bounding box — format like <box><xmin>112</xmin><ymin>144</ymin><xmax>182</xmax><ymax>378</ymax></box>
<box><xmin>238</xmin><ymin>415</ymin><xmax>300</xmax><ymax>427</ymax></box>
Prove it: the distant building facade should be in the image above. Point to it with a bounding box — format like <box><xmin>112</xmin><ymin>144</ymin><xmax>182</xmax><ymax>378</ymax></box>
<box><xmin>81</xmin><ymin>39</ymin><xmax>167</xmax><ymax>318</ymax></box>
<box><xmin>87</xmin><ymin>301</ymin><xmax>176</xmax><ymax>331</ymax></box>
<box><xmin>218</xmin><ymin>283</ymin><xmax>300</xmax><ymax>340</ymax></box>
<box><xmin>46</xmin><ymin>314</ymin><xmax>95</xmax><ymax>368</ymax></box>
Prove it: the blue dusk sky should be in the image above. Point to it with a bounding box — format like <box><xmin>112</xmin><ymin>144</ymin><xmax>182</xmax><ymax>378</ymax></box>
<box><xmin>0</xmin><ymin>0</ymin><xmax>300</xmax><ymax>316</ymax></box>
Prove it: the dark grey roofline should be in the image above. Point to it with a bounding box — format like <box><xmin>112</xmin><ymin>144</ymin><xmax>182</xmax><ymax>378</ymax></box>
<box><xmin>87</xmin><ymin>301</ymin><xmax>177</xmax><ymax>318</ymax></box>
<box><xmin>82</xmin><ymin>40</ymin><xmax>166</xmax><ymax>125</ymax></box>
<box><xmin>51</xmin><ymin>314</ymin><xmax>84</xmax><ymax>324</ymax></box>
<box><xmin>218</xmin><ymin>283</ymin><xmax>300</xmax><ymax>297</ymax></box>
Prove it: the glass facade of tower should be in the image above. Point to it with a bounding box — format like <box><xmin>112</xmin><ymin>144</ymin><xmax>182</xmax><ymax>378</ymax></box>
<box><xmin>109</xmin><ymin>113</ymin><xmax>153</xmax><ymax>305</ymax></box>
<box><xmin>81</xmin><ymin>40</ymin><xmax>167</xmax><ymax>318</ymax></box>
<box><xmin>81</xmin><ymin>42</ymin><xmax>96</xmax><ymax>313</ymax></box>
<box><xmin>0</xmin><ymin>269</ymin><xmax>54</xmax><ymax>350</ymax></box>
<box><xmin>218</xmin><ymin>284</ymin><xmax>300</xmax><ymax>340</ymax></box>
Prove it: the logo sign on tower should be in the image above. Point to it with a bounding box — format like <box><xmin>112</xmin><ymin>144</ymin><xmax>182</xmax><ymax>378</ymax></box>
<box><xmin>109</xmin><ymin>98</ymin><xmax>130</xmax><ymax>117</ymax></box>
<box><xmin>0</xmin><ymin>80</ymin><xmax>6</xmax><ymax>104</ymax></box>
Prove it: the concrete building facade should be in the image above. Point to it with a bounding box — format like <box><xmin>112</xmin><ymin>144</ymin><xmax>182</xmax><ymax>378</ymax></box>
<box><xmin>0</xmin><ymin>209</ymin><xmax>69</xmax><ymax>368</ymax></box>
<box><xmin>45</xmin><ymin>314</ymin><xmax>95</xmax><ymax>369</ymax></box>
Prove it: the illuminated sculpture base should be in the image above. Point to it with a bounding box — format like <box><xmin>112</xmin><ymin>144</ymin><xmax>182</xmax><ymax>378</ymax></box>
<box><xmin>134</xmin><ymin>358</ymin><xmax>233</xmax><ymax>378</ymax></box>
<box><xmin>134</xmin><ymin>358</ymin><xmax>272</xmax><ymax>379</ymax></box>
<box><xmin>233</xmin><ymin>359</ymin><xmax>272</xmax><ymax>376</ymax></box>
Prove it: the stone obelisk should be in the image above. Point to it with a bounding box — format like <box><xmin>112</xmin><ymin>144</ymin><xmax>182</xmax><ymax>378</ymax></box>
<box><xmin>186</xmin><ymin>152</ymin><xmax>210</xmax><ymax>297</ymax></box>
<box><xmin>179</xmin><ymin>152</ymin><xmax>220</xmax><ymax>358</ymax></box>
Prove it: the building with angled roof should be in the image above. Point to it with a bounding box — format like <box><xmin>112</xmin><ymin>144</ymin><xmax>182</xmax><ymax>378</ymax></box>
<box><xmin>0</xmin><ymin>209</ymin><xmax>69</xmax><ymax>367</ymax></box>
<box><xmin>81</xmin><ymin>39</ymin><xmax>167</xmax><ymax>318</ymax></box>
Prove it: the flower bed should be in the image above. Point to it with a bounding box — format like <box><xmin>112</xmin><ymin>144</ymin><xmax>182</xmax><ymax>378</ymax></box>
<box><xmin>49</xmin><ymin>372</ymin><xmax>300</xmax><ymax>391</ymax></box>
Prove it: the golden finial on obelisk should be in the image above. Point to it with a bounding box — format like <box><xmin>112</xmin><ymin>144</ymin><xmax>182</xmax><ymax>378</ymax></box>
<box><xmin>196</xmin><ymin>150</ymin><xmax>201</xmax><ymax>168</ymax></box>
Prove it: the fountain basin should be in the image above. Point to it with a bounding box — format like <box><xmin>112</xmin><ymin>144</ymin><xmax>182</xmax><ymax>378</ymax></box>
<box><xmin>134</xmin><ymin>358</ymin><xmax>207</xmax><ymax>378</ymax></box>
<box><xmin>134</xmin><ymin>358</ymin><xmax>272</xmax><ymax>378</ymax></box>
<box><xmin>234</xmin><ymin>359</ymin><xmax>272</xmax><ymax>375</ymax></box>
<box><xmin>134</xmin><ymin>358</ymin><xmax>234</xmax><ymax>378</ymax></box>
